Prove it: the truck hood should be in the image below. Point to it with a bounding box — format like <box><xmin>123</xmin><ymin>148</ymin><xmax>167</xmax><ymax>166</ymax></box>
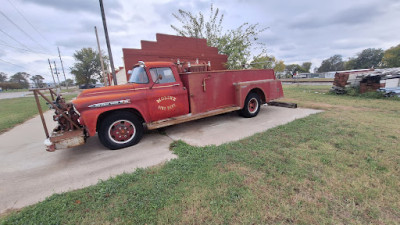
<box><xmin>72</xmin><ymin>83</ymin><xmax>146</xmax><ymax>110</ymax></box>
<box><xmin>77</xmin><ymin>84</ymin><xmax>138</xmax><ymax>98</ymax></box>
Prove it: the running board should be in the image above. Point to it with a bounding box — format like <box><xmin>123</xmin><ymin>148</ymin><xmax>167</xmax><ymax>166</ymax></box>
<box><xmin>146</xmin><ymin>106</ymin><xmax>241</xmax><ymax>130</ymax></box>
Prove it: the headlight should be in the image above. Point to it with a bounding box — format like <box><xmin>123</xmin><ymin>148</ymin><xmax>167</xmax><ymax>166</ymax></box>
<box><xmin>72</xmin><ymin>104</ymin><xmax>81</xmax><ymax>116</ymax></box>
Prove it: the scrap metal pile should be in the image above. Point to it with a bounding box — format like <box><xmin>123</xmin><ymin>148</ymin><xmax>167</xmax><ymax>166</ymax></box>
<box><xmin>331</xmin><ymin>68</ymin><xmax>400</xmax><ymax>96</ymax></box>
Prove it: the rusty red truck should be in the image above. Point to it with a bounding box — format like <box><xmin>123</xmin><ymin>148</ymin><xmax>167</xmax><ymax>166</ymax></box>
<box><xmin>33</xmin><ymin>34</ymin><xmax>284</xmax><ymax>151</ymax></box>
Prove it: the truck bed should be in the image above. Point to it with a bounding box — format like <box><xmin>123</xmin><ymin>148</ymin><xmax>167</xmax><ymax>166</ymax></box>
<box><xmin>179</xmin><ymin>69</ymin><xmax>282</xmax><ymax>114</ymax></box>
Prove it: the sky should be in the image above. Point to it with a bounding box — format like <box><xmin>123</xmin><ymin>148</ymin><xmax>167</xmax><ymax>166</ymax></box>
<box><xmin>0</xmin><ymin>0</ymin><xmax>399</xmax><ymax>82</ymax></box>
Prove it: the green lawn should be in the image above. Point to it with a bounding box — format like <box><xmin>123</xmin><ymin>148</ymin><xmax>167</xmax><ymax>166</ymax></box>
<box><xmin>1</xmin><ymin>85</ymin><xmax>399</xmax><ymax>224</ymax></box>
<box><xmin>279</xmin><ymin>78</ymin><xmax>334</xmax><ymax>82</ymax></box>
<box><xmin>0</xmin><ymin>93</ymin><xmax>77</xmax><ymax>133</ymax></box>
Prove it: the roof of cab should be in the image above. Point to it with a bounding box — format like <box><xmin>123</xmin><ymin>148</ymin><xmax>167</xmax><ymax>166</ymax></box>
<box><xmin>135</xmin><ymin>61</ymin><xmax>175</xmax><ymax>68</ymax></box>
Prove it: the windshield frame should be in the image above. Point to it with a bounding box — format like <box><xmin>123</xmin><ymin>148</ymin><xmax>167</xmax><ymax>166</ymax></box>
<box><xmin>128</xmin><ymin>66</ymin><xmax>149</xmax><ymax>84</ymax></box>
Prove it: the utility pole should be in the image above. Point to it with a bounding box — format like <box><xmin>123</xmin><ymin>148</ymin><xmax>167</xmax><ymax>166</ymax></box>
<box><xmin>53</xmin><ymin>61</ymin><xmax>61</xmax><ymax>88</ymax></box>
<box><xmin>99</xmin><ymin>0</ymin><xmax>117</xmax><ymax>85</ymax></box>
<box><xmin>48</xmin><ymin>59</ymin><xmax>56</xmax><ymax>88</ymax></box>
<box><xmin>94</xmin><ymin>26</ymin><xmax>107</xmax><ymax>86</ymax></box>
<box><xmin>57</xmin><ymin>47</ymin><xmax>68</xmax><ymax>89</ymax></box>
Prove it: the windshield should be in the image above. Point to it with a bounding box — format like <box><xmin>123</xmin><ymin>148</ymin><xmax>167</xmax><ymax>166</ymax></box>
<box><xmin>128</xmin><ymin>66</ymin><xmax>149</xmax><ymax>84</ymax></box>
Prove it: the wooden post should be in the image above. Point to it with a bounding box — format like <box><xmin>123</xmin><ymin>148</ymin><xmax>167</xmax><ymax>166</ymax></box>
<box><xmin>99</xmin><ymin>0</ymin><xmax>117</xmax><ymax>85</ymax></box>
<box><xmin>48</xmin><ymin>59</ymin><xmax>56</xmax><ymax>88</ymax></box>
<box><xmin>95</xmin><ymin>26</ymin><xmax>107</xmax><ymax>86</ymax></box>
<box><xmin>33</xmin><ymin>90</ymin><xmax>49</xmax><ymax>138</ymax></box>
<box><xmin>57</xmin><ymin>47</ymin><xmax>68</xmax><ymax>89</ymax></box>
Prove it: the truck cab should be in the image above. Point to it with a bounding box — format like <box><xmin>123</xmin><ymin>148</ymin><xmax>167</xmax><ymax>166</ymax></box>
<box><xmin>128</xmin><ymin>61</ymin><xmax>189</xmax><ymax>122</ymax></box>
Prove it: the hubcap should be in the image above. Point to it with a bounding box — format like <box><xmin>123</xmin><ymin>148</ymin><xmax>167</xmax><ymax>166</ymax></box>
<box><xmin>248</xmin><ymin>98</ymin><xmax>259</xmax><ymax>114</ymax></box>
<box><xmin>108</xmin><ymin>120</ymin><xmax>135</xmax><ymax>144</ymax></box>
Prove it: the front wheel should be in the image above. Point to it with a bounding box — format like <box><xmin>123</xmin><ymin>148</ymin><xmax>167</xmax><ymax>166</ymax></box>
<box><xmin>239</xmin><ymin>93</ymin><xmax>261</xmax><ymax>118</ymax></box>
<box><xmin>98</xmin><ymin>111</ymin><xmax>143</xmax><ymax>150</ymax></box>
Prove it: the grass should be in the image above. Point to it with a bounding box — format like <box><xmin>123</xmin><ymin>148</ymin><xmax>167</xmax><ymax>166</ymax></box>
<box><xmin>0</xmin><ymin>93</ymin><xmax>78</xmax><ymax>133</ymax></box>
<box><xmin>1</xmin><ymin>85</ymin><xmax>400</xmax><ymax>224</ymax></box>
<box><xmin>1</xmin><ymin>86</ymin><xmax>79</xmax><ymax>93</ymax></box>
<box><xmin>279</xmin><ymin>78</ymin><xmax>334</xmax><ymax>82</ymax></box>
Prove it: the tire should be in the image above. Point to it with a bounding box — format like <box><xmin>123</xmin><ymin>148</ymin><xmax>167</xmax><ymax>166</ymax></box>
<box><xmin>98</xmin><ymin>111</ymin><xmax>143</xmax><ymax>150</ymax></box>
<box><xmin>239</xmin><ymin>92</ymin><xmax>261</xmax><ymax>118</ymax></box>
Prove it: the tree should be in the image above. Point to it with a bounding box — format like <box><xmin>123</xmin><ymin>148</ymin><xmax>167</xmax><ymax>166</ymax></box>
<box><xmin>9</xmin><ymin>72</ymin><xmax>30</xmax><ymax>88</ymax></box>
<box><xmin>250</xmin><ymin>55</ymin><xmax>286</xmax><ymax>72</ymax></box>
<box><xmin>381</xmin><ymin>44</ymin><xmax>400</xmax><ymax>68</ymax></box>
<box><xmin>286</xmin><ymin>64</ymin><xmax>301</xmax><ymax>76</ymax></box>
<box><xmin>274</xmin><ymin>60</ymin><xmax>286</xmax><ymax>73</ymax></box>
<box><xmin>317</xmin><ymin>55</ymin><xmax>344</xmax><ymax>72</ymax></box>
<box><xmin>30</xmin><ymin>75</ymin><xmax>45</xmax><ymax>88</ymax></box>
<box><xmin>171</xmin><ymin>4</ymin><xmax>223</xmax><ymax>47</ymax></box>
<box><xmin>301</xmin><ymin>62</ymin><xmax>312</xmax><ymax>72</ymax></box>
<box><xmin>345</xmin><ymin>48</ymin><xmax>384</xmax><ymax>70</ymax></box>
<box><xmin>171</xmin><ymin>4</ymin><xmax>267</xmax><ymax>69</ymax></box>
<box><xmin>70</xmin><ymin>48</ymin><xmax>107</xmax><ymax>86</ymax></box>
<box><xmin>61</xmin><ymin>78</ymin><xmax>74</xmax><ymax>87</ymax></box>
<box><xmin>285</xmin><ymin>63</ymin><xmax>311</xmax><ymax>76</ymax></box>
<box><xmin>344</xmin><ymin>58</ymin><xmax>357</xmax><ymax>70</ymax></box>
<box><xmin>250</xmin><ymin>55</ymin><xmax>275</xmax><ymax>69</ymax></box>
<box><xmin>0</xmin><ymin>72</ymin><xmax>7</xmax><ymax>82</ymax></box>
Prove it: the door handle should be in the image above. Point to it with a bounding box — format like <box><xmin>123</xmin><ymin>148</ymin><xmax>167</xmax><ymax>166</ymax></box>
<box><xmin>202</xmin><ymin>75</ymin><xmax>211</xmax><ymax>92</ymax></box>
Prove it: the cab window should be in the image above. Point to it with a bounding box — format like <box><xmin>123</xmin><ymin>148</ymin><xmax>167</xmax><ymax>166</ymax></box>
<box><xmin>128</xmin><ymin>66</ymin><xmax>149</xmax><ymax>84</ymax></box>
<box><xmin>149</xmin><ymin>67</ymin><xmax>176</xmax><ymax>84</ymax></box>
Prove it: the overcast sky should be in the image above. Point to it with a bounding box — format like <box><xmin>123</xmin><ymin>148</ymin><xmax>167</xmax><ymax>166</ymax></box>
<box><xmin>1</xmin><ymin>0</ymin><xmax>399</xmax><ymax>82</ymax></box>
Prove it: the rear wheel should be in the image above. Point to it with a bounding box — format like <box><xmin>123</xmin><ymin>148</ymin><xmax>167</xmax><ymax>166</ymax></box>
<box><xmin>239</xmin><ymin>92</ymin><xmax>261</xmax><ymax>118</ymax></box>
<box><xmin>98</xmin><ymin>111</ymin><xmax>143</xmax><ymax>150</ymax></box>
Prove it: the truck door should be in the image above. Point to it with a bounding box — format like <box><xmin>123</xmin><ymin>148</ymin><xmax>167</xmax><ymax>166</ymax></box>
<box><xmin>147</xmin><ymin>67</ymin><xmax>189</xmax><ymax>122</ymax></box>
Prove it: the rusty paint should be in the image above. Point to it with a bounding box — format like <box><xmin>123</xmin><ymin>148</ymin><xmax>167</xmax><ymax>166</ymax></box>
<box><xmin>36</xmin><ymin>91</ymin><xmax>80</xmax><ymax>130</ymax></box>
<box><xmin>49</xmin><ymin>130</ymin><xmax>85</xmax><ymax>150</ymax></box>
<box><xmin>30</xmin><ymin>88</ymin><xmax>85</xmax><ymax>151</ymax></box>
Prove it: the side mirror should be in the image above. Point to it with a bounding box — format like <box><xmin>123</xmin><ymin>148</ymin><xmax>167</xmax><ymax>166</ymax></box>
<box><xmin>150</xmin><ymin>74</ymin><xmax>163</xmax><ymax>89</ymax></box>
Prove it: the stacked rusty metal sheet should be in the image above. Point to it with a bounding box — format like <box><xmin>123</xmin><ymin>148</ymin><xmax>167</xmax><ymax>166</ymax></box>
<box><xmin>331</xmin><ymin>68</ymin><xmax>400</xmax><ymax>95</ymax></box>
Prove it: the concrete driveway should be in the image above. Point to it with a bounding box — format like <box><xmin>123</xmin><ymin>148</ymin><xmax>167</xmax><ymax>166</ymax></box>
<box><xmin>0</xmin><ymin>105</ymin><xmax>321</xmax><ymax>213</ymax></box>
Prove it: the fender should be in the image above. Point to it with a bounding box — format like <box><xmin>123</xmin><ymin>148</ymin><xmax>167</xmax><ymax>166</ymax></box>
<box><xmin>80</xmin><ymin>104</ymin><xmax>148</xmax><ymax>137</ymax></box>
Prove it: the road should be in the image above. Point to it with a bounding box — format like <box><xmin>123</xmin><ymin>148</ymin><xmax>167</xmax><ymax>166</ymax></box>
<box><xmin>0</xmin><ymin>92</ymin><xmax>31</xmax><ymax>100</ymax></box>
<box><xmin>0</xmin><ymin>105</ymin><xmax>321</xmax><ymax>213</ymax></box>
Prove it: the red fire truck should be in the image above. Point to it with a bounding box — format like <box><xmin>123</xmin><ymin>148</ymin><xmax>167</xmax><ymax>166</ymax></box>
<box><xmin>32</xmin><ymin>34</ymin><xmax>284</xmax><ymax>151</ymax></box>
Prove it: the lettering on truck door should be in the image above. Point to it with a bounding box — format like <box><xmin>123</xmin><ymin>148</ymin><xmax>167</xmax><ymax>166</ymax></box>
<box><xmin>147</xmin><ymin>67</ymin><xmax>188</xmax><ymax>121</ymax></box>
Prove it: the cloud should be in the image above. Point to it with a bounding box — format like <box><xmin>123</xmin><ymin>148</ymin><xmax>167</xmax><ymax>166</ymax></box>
<box><xmin>288</xmin><ymin>3</ymin><xmax>384</xmax><ymax>30</ymax></box>
<box><xmin>279</xmin><ymin>45</ymin><xmax>297</xmax><ymax>51</ymax></box>
<box><xmin>329</xmin><ymin>4</ymin><xmax>382</xmax><ymax>25</ymax></box>
<box><xmin>0</xmin><ymin>49</ymin><xmax>5</xmax><ymax>58</ymax></box>
<box><xmin>55</xmin><ymin>36</ymin><xmax>97</xmax><ymax>49</ymax></box>
<box><xmin>155</xmin><ymin>0</ymin><xmax>210</xmax><ymax>25</ymax></box>
<box><xmin>20</xmin><ymin>0</ymin><xmax>122</xmax><ymax>14</ymax></box>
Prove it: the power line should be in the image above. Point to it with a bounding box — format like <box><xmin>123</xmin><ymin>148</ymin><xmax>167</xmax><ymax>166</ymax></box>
<box><xmin>0</xmin><ymin>58</ymin><xmax>54</xmax><ymax>79</ymax></box>
<box><xmin>0</xmin><ymin>58</ymin><xmax>26</xmax><ymax>69</ymax></box>
<box><xmin>0</xmin><ymin>10</ymin><xmax>50</xmax><ymax>53</ymax></box>
<box><xmin>0</xmin><ymin>42</ymin><xmax>56</xmax><ymax>56</ymax></box>
<box><xmin>0</xmin><ymin>27</ymin><xmax>33</xmax><ymax>51</ymax></box>
<box><xmin>6</xmin><ymin>0</ymin><xmax>50</xmax><ymax>43</ymax></box>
